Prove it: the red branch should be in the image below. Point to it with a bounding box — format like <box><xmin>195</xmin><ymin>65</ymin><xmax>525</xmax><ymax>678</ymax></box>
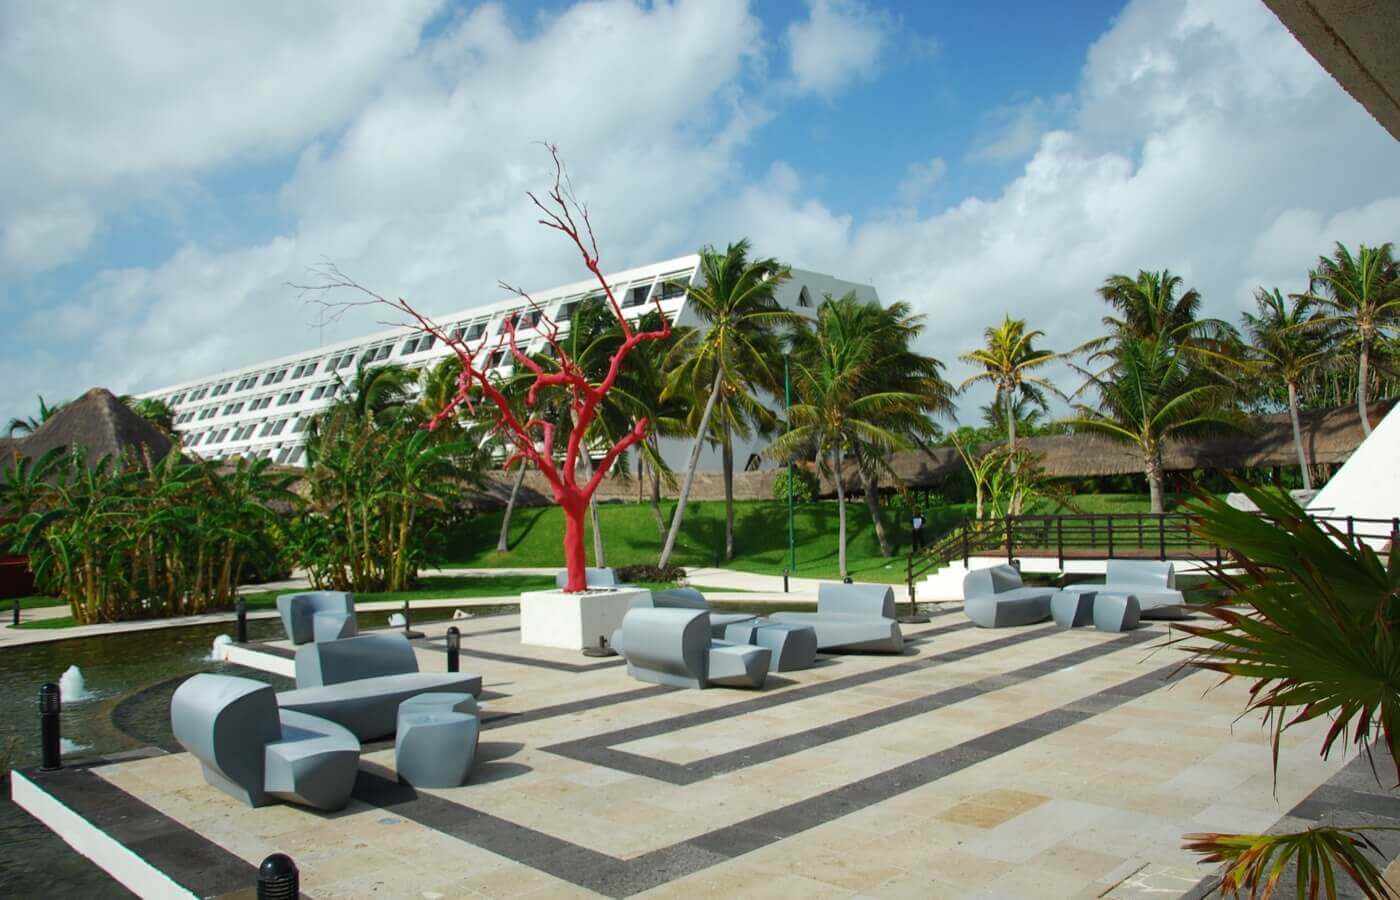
<box><xmin>296</xmin><ymin>144</ymin><xmax>671</xmax><ymax>592</ymax></box>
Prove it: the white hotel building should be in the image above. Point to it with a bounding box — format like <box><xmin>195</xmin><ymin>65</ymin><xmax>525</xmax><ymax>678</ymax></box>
<box><xmin>136</xmin><ymin>256</ymin><xmax>877</xmax><ymax>471</ymax></box>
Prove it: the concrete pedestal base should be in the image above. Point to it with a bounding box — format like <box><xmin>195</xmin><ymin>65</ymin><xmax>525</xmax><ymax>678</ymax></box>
<box><xmin>520</xmin><ymin>587</ymin><xmax>648</xmax><ymax>651</ymax></box>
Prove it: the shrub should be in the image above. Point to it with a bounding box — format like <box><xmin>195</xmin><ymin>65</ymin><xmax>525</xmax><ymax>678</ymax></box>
<box><xmin>615</xmin><ymin>563</ymin><xmax>686</xmax><ymax>584</ymax></box>
<box><xmin>771</xmin><ymin>467</ymin><xmax>818</xmax><ymax>503</ymax></box>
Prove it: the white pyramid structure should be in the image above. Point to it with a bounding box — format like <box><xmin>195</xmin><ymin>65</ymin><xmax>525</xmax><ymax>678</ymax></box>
<box><xmin>1307</xmin><ymin>402</ymin><xmax>1400</xmax><ymax>549</ymax></box>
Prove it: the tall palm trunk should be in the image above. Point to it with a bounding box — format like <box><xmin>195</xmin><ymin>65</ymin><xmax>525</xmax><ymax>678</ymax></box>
<box><xmin>659</xmin><ymin>368</ymin><xmax>724</xmax><ymax>569</ymax></box>
<box><xmin>649</xmin><ymin>438</ymin><xmax>665</xmax><ymax>537</ymax></box>
<box><xmin>722</xmin><ymin>422</ymin><xmax>735</xmax><ymax>561</ymax></box>
<box><xmin>1357</xmin><ymin>343</ymin><xmax>1372</xmax><ymax>436</ymax></box>
<box><xmin>1286</xmin><ymin>381</ymin><xmax>1312</xmax><ymax>491</ymax></box>
<box><xmin>861</xmin><ymin>467</ymin><xmax>891</xmax><ymax>557</ymax></box>
<box><xmin>833</xmin><ymin>444</ymin><xmax>848</xmax><ymax>578</ymax></box>
<box><xmin>1005</xmin><ymin>388</ymin><xmax>1017</xmax><ymax>457</ymax></box>
<box><xmin>1145</xmin><ymin>448</ymin><xmax>1165</xmax><ymax>514</ymax></box>
<box><xmin>496</xmin><ymin>463</ymin><xmax>527</xmax><ymax>553</ymax></box>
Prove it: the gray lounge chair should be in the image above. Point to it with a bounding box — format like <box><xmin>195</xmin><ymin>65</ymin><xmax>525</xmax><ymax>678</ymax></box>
<box><xmin>769</xmin><ymin>582</ymin><xmax>904</xmax><ymax>652</ymax></box>
<box><xmin>1058</xmin><ymin>560</ymin><xmax>1187</xmax><ymax>620</ymax></box>
<box><xmin>277</xmin><ymin>633</ymin><xmax>482</xmax><ymax>741</ymax></box>
<box><xmin>632</xmin><ymin>586</ymin><xmax>758</xmax><ymax>638</ymax></box>
<box><xmin>555</xmin><ymin>567</ymin><xmax>617</xmax><ymax>589</ymax></box>
<box><xmin>614</xmin><ymin>607</ymin><xmax>770</xmax><ymax>689</ymax></box>
<box><xmin>276</xmin><ymin>591</ymin><xmax>357</xmax><ymax>645</ymax></box>
<box><xmin>171</xmin><ymin>673</ymin><xmax>359</xmax><ymax>811</ymax></box>
<box><xmin>962</xmin><ymin>565</ymin><xmax>1053</xmax><ymax>628</ymax></box>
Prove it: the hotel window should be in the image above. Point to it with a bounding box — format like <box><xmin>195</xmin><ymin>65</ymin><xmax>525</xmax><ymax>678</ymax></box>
<box><xmin>486</xmin><ymin>349</ymin><xmax>505</xmax><ymax>368</ymax></box>
<box><xmin>310</xmin><ymin>385</ymin><xmax>325</xmax><ymax>401</ymax></box>
<box><xmin>519</xmin><ymin>309</ymin><xmax>542</xmax><ymax>328</ymax></box>
<box><xmin>497</xmin><ymin>312</ymin><xmax>520</xmax><ymax>335</ymax></box>
<box><xmin>622</xmin><ymin>283</ymin><xmax>652</xmax><ymax>308</ymax></box>
<box><xmin>258</xmin><ymin>421</ymin><xmax>274</xmax><ymax>437</ymax></box>
<box><xmin>289</xmin><ymin>390</ymin><xmax>303</xmax><ymax>404</ymax></box>
<box><xmin>401</xmin><ymin>337</ymin><xmax>419</xmax><ymax>355</ymax></box>
<box><xmin>212</xmin><ymin>429</ymin><xmax>229</xmax><ymax>444</ymax></box>
<box><xmin>465</xmin><ymin>322</ymin><xmax>486</xmax><ymax>340</ymax></box>
<box><xmin>187</xmin><ymin>433</ymin><xmax>203</xmax><ymax>446</ymax></box>
<box><xmin>270</xmin><ymin>419</ymin><xmax>288</xmax><ymax>436</ymax></box>
<box><xmin>419</xmin><ymin>334</ymin><xmax>436</xmax><ymax>352</ymax></box>
<box><xmin>556</xmin><ymin>300</ymin><xmax>578</xmax><ymax>321</ymax></box>
<box><xmin>325</xmin><ymin>384</ymin><xmax>339</xmax><ymax>399</ymax></box>
<box><xmin>659</xmin><ymin>278</ymin><xmax>689</xmax><ymax>300</ymax></box>
<box><xmin>261</xmin><ymin>371</ymin><xmax>276</xmax><ymax>386</ymax></box>
<box><xmin>293</xmin><ymin>417</ymin><xmax>310</xmax><ymax>433</ymax></box>
<box><xmin>274</xmin><ymin>368</ymin><xmax>288</xmax><ymax>383</ymax></box>
<box><xmin>288</xmin><ymin>447</ymin><xmax>305</xmax><ymax>464</ymax></box>
<box><xmin>173</xmin><ymin>393</ymin><xmax>186</xmax><ymax>405</ymax></box>
<box><xmin>275</xmin><ymin>447</ymin><xmax>291</xmax><ymax>464</ymax></box>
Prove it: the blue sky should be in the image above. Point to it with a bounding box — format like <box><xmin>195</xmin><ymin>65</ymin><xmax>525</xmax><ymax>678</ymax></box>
<box><xmin>2</xmin><ymin>0</ymin><xmax>1397</xmax><ymax>423</ymax></box>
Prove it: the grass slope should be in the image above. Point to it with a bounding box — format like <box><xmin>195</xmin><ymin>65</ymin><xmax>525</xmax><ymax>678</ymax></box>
<box><xmin>447</xmin><ymin>494</ymin><xmax>1202</xmax><ymax>585</ymax></box>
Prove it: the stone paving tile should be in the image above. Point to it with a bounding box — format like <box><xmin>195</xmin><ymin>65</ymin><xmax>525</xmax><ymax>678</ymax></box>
<box><xmin>52</xmin><ymin>614</ymin><xmax>1386</xmax><ymax>898</ymax></box>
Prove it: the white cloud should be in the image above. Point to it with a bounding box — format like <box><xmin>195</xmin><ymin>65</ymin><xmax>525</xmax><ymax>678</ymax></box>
<box><xmin>0</xmin><ymin>0</ymin><xmax>441</xmax><ymax>273</ymax></box>
<box><xmin>968</xmin><ymin>95</ymin><xmax>1070</xmax><ymax>163</ymax></box>
<box><xmin>784</xmin><ymin>0</ymin><xmax>890</xmax><ymax>97</ymax></box>
<box><xmin>706</xmin><ymin>0</ymin><xmax>1400</xmax><ymax>415</ymax></box>
<box><xmin>2</xmin><ymin>198</ymin><xmax>99</xmax><ymax>274</ymax></box>
<box><xmin>4</xmin><ymin>0</ymin><xmax>1399</xmax><ymax>429</ymax></box>
<box><xmin>896</xmin><ymin>157</ymin><xmax>948</xmax><ymax>204</ymax></box>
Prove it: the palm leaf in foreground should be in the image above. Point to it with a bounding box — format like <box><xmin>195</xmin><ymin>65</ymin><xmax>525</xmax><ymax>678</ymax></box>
<box><xmin>1184</xmin><ymin>827</ymin><xmax>1395</xmax><ymax>899</ymax></box>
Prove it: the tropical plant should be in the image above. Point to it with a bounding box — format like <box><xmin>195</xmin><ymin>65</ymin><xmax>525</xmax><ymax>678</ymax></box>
<box><xmin>1240</xmin><ymin>288</ymin><xmax>1332</xmax><ymax>490</ymax></box>
<box><xmin>1176</xmin><ymin>483</ymin><xmax>1400</xmax><ymax>898</ymax></box>
<box><xmin>1298</xmin><ymin>242</ymin><xmax>1400</xmax><ymax>436</ymax></box>
<box><xmin>771</xmin><ymin>466</ymin><xmax>818</xmax><ymax>503</ymax></box>
<box><xmin>6</xmin><ymin>448</ymin><xmax>293</xmax><ymax>624</ymax></box>
<box><xmin>124</xmin><ymin>396</ymin><xmax>176</xmax><ymax>434</ymax></box>
<box><xmin>1066</xmin><ymin>331</ymin><xmax>1244</xmax><ymax>513</ymax></box>
<box><xmin>1095</xmin><ymin>268</ymin><xmax>1233</xmax><ymax>345</ymax></box>
<box><xmin>6</xmin><ymin>395</ymin><xmax>63</xmax><ymax>437</ymax></box>
<box><xmin>959</xmin><ymin>316</ymin><xmax>1059</xmax><ymax>462</ymax></box>
<box><xmin>659</xmin><ymin>239</ymin><xmax>796</xmax><ymax>567</ymax></box>
<box><xmin>769</xmin><ymin>296</ymin><xmax>922</xmax><ymax>577</ymax></box>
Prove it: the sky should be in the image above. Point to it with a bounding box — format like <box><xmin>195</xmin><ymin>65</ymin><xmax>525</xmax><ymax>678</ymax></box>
<box><xmin>3</xmin><ymin>0</ymin><xmax>1399</xmax><ymax>426</ymax></box>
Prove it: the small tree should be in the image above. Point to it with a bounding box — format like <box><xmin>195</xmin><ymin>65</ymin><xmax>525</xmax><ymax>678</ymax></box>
<box><xmin>301</xmin><ymin>146</ymin><xmax>670</xmax><ymax>592</ymax></box>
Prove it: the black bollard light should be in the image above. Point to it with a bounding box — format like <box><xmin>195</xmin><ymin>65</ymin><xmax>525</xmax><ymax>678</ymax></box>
<box><xmin>256</xmin><ymin>853</ymin><xmax>298</xmax><ymax>900</ymax></box>
<box><xmin>401</xmin><ymin>600</ymin><xmax>423</xmax><ymax>640</ymax></box>
<box><xmin>235</xmin><ymin>596</ymin><xmax>248</xmax><ymax>644</ymax></box>
<box><xmin>783</xmin><ymin>569</ymin><xmax>789</xmax><ymax>594</ymax></box>
<box><xmin>12</xmin><ymin>596</ymin><xmax>19</xmax><ymax>627</ymax></box>
<box><xmin>39</xmin><ymin>682</ymin><xmax>61</xmax><ymax>771</ymax></box>
<box><xmin>897</xmin><ymin>583</ymin><xmax>930</xmax><ymax>625</ymax></box>
<box><xmin>446</xmin><ymin>626</ymin><xmax>460</xmax><ymax>673</ymax></box>
<box><xmin>842</xmin><ymin>575</ymin><xmax>853</xmax><ymax>584</ymax></box>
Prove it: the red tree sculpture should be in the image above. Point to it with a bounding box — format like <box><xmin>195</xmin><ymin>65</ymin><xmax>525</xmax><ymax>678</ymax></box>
<box><xmin>306</xmin><ymin>146</ymin><xmax>670</xmax><ymax>592</ymax></box>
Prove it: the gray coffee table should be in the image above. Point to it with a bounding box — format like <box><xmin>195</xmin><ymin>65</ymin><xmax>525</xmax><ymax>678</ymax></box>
<box><xmin>396</xmin><ymin>693</ymin><xmax>480</xmax><ymax>787</ymax></box>
<box><xmin>723</xmin><ymin>620</ymin><xmax>818</xmax><ymax>672</ymax></box>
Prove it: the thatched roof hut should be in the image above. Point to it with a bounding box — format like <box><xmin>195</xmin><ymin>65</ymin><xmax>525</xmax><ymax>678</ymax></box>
<box><xmin>7</xmin><ymin>387</ymin><xmax>174</xmax><ymax>468</ymax></box>
<box><xmin>884</xmin><ymin>399</ymin><xmax>1395</xmax><ymax>487</ymax></box>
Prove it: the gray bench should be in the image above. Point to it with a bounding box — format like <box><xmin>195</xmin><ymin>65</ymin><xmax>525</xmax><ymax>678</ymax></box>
<box><xmin>277</xmin><ymin>633</ymin><xmax>481</xmax><ymax>741</ymax></box>
<box><xmin>723</xmin><ymin>620</ymin><xmax>818</xmax><ymax>671</ymax></box>
<box><xmin>962</xmin><ymin>565</ymin><xmax>1053</xmax><ymax>628</ymax></box>
<box><xmin>172</xmin><ymin>673</ymin><xmax>359</xmax><ymax>811</ymax></box>
<box><xmin>770</xmin><ymin>582</ymin><xmax>904</xmax><ymax>652</ymax></box>
<box><xmin>1056</xmin><ymin>561</ymin><xmax>1187</xmax><ymax>619</ymax></box>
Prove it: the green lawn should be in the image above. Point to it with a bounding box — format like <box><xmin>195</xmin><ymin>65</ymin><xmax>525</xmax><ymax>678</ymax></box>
<box><xmin>2</xmin><ymin>594</ymin><xmax>66</xmax><ymax>610</ymax></box>
<box><xmin>447</xmin><ymin>498</ymin><xmax>974</xmax><ymax>585</ymax></box>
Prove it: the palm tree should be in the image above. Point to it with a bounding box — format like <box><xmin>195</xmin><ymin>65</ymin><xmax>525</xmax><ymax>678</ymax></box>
<box><xmin>959</xmin><ymin>316</ymin><xmax>1059</xmax><ymax>461</ymax></box>
<box><xmin>6</xmin><ymin>395</ymin><xmax>63</xmax><ymax>437</ymax></box>
<box><xmin>1066</xmin><ymin>331</ymin><xmax>1244</xmax><ymax>513</ymax></box>
<box><xmin>1298</xmin><ymin>241</ymin><xmax>1400</xmax><ymax>436</ymax></box>
<box><xmin>1095</xmin><ymin>268</ymin><xmax>1235</xmax><ymax>345</ymax></box>
<box><xmin>831</xmin><ymin>296</ymin><xmax>954</xmax><ymax>556</ymax></box>
<box><xmin>658</xmin><ymin>240</ymin><xmax>797</xmax><ymax>568</ymax></box>
<box><xmin>125</xmin><ymin>396</ymin><xmax>176</xmax><ymax>434</ymax></box>
<box><xmin>769</xmin><ymin>297</ymin><xmax>921</xmax><ymax>578</ymax></box>
<box><xmin>1240</xmin><ymin>288</ymin><xmax>1331</xmax><ymax>490</ymax></box>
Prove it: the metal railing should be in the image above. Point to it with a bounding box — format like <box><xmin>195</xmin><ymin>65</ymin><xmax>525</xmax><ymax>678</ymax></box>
<box><xmin>906</xmin><ymin>511</ymin><xmax>1399</xmax><ymax>604</ymax></box>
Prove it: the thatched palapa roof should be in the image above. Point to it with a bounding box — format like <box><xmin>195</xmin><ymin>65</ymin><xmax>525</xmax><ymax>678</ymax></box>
<box><xmin>7</xmin><ymin>388</ymin><xmax>174</xmax><ymax>469</ymax></box>
<box><xmin>884</xmin><ymin>399</ymin><xmax>1395</xmax><ymax>486</ymax></box>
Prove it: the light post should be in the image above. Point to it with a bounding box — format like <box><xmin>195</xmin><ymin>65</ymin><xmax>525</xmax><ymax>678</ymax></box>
<box><xmin>785</xmin><ymin>353</ymin><xmax>795</xmax><ymax>582</ymax></box>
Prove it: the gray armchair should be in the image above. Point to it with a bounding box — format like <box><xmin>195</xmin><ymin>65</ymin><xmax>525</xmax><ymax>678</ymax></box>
<box><xmin>962</xmin><ymin>565</ymin><xmax>1053</xmax><ymax>628</ymax></box>
<box><xmin>769</xmin><ymin>582</ymin><xmax>904</xmax><ymax>652</ymax></box>
<box><xmin>614</xmin><ymin>607</ymin><xmax>770</xmax><ymax>689</ymax></box>
<box><xmin>631</xmin><ymin>586</ymin><xmax>758</xmax><ymax>638</ymax></box>
<box><xmin>276</xmin><ymin>633</ymin><xmax>482</xmax><ymax>741</ymax></box>
<box><xmin>275</xmin><ymin>591</ymin><xmax>356</xmax><ymax>645</ymax></box>
<box><xmin>171</xmin><ymin>673</ymin><xmax>359</xmax><ymax>811</ymax></box>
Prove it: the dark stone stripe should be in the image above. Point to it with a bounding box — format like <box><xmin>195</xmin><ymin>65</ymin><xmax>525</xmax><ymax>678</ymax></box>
<box><xmin>549</xmin><ymin>628</ymin><xmax>1158</xmax><ymax>784</ymax></box>
<box><xmin>414</xmin><ymin>642</ymin><xmax>627</xmax><ymax>672</ymax></box>
<box><xmin>372</xmin><ymin>660</ymin><xmax>1187</xmax><ymax>897</ymax></box>
<box><xmin>479</xmin><ymin>684</ymin><xmax>678</xmax><ymax>731</ymax></box>
<box><xmin>17</xmin><ymin>765</ymin><xmax>260</xmax><ymax>899</ymax></box>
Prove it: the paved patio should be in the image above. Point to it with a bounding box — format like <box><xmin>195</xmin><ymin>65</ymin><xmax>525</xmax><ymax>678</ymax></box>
<box><xmin>14</xmin><ymin>611</ymin><xmax>1396</xmax><ymax>898</ymax></box>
